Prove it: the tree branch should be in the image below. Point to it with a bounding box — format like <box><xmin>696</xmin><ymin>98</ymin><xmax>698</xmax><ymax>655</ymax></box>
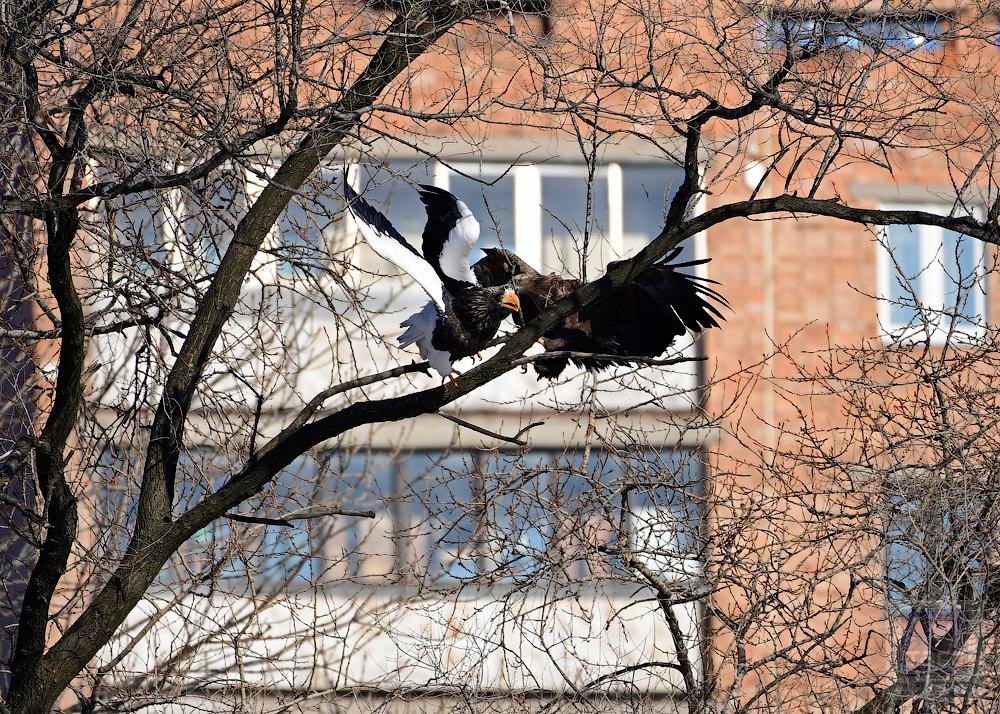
<box><xmin>226</xmin><ymin>506</ymin><xmax>376</xmax><ymax>527</ymax></box>
<box><xmin>511</xmin><ymin>352</ymin><xmax>707</xmax><ymax>369</ymax></box>
<box><xmin>436</xmin><ymin>412</ymin><xmax>542</xmax><ymax>446</ymax></box>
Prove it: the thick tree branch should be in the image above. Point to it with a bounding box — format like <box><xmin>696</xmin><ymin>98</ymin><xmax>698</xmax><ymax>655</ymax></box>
<box><xmin>10</xmin><ymin>204</ymin><xmax>85</xmax><ymax>701</ymax></box>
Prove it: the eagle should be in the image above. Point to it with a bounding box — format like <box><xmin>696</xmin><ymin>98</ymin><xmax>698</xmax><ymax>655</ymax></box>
<box><xmin>473</xmin><ymin>247</ymin><xmax>727</xmax><ymax>378</ymax></box>
<box><xmin>344</xmin><ymin>182</ymin><xmax>521</xmax><ymax>379</ymax></box>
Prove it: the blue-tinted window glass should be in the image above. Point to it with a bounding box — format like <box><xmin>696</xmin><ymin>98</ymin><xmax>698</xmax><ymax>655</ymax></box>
<box><xmin>273</xmin><ymin>175</ymin><xmax>342</xmax><ymax>275</ymax></box>
<box><xmin>885</xmin><ymin>496</ymin><xmax>929</xmax><ymax>599</ymax></box>
<box><xmin>213</xmin><ymin>446</ymin><xmax>703</xmax><ymax>586</ymax></box>
<box><xmin>251</xmin><ymin>456</ymin><xmax>331</xmax><ymax>588</ymax></box>
<box><xmin>541</xmin><ymin>173</ymin><xmax>609</xmax><ymax>274</ymax></box>
<box><xmin>110</xmin><ymin>198</ymin><xmax>168</xmax><ymax>264</ymax></box>
<box><xmin>449</xmin><ymin>172</ymin><xmax>516</xmax><ymax>262</ymax></box>
<box><xmin>482</xmin><ymin>449</ymin><xmax>556</xmax><ymax>578</ymax></box>
<box><xmin>92</xmin><ymin>445</ymin><xmax>140</xmax><ymax>561</ymax></box>
<box><xmin>626</xmin><ymin>450</ymin><xmax>703</xmax><ymax>577</ymax></box>
<box><xmin>887</xmin><ymin>224</ymin><xmax>921</xmax><ymax>327</ymax></box>
<box><xmin>622</xmin><ymin>165</ymin><xmax>691</xmax><ymax>262</ymax></box>
<box><xmin>219</xmin><ymin>451</ymin><xmax>399</xmax><ymax>590</ymax></box>
<box><xmin>354</xmin><ymin>161</ymin><xmax>435</xmax><ymax>242</ymax></box>
<box><xmin>418</xmin><ymin>450</ymin><xmax>482</xmax><ymax>580</ymax></box>
<box><xmin>891</xmin><ymin>17</ymin><xmax>944</xmax><ymax>49</ymax></box>
<box><xmin>941</xmin><ymin>229</ymin><xmax>977</xmax><ymax>326</ymax></box>
<box><xmin>335</xmin><ymin>450</ymin><xmax>401</xmax><ymax>577</ymax></box>
<box><xmin>885</xmin><ymin>490</ymin><xmax>986</xmax><ymax>608</ymax></box>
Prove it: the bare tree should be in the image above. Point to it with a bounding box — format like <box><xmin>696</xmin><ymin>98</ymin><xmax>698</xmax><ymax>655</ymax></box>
<box><xmin>3</xmin><ymin>0</ymin><xmax>1000</xmax><ymax>711</ymax></box>
<box><xmin>697</xmin><ymin>255</ymin><xmax>1000</xmax><ymax>714</ymax></box>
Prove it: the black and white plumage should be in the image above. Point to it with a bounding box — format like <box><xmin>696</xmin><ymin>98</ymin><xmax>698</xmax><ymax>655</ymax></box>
<box><xmin>473</xmin><ymin>247</ymin><xmax>727</xmax><ymax>378</ymax></box>
<box><xmin>345</xmin><ymin>182</ymin><xmax>520</xmax><ymax>378</ymax></box>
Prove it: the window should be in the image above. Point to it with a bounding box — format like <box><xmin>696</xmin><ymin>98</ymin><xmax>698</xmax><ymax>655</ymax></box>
<box><xmin>877</xmin><ymin>206</ymin><xmax>986</xmax><ymax>341</ymax></box>
<box><xmin>350</xmin><ymin>160</ymin><xmax>689</xmax><ymax>280</ymax></box>
<box><xmin>89</xmin><ymin>439</ymin><xmax>702</xmax><ymax>592</ymax></box>
<box><xmin>761</xmin><ymin>12</ymin><xmax>946</xmax><ymax>52</ymax></box>
<box><xmin>241</xmin><ymin>446</ymin><xmax>703</xmax><ymax>586</ymax></box>
<box><xmin>102</xmin><ymin>158</ymin><xmax>687</xmax><ymax>291</ymax></box>
<box><xmin>883</xmin><ymin>480</ymin><xmax>988</xmax><ymax>682</ymax></box>
<box><xmin>102</xmin><ymin>164</ymin><xmax>347</xmax><ymax>285</ymax></box>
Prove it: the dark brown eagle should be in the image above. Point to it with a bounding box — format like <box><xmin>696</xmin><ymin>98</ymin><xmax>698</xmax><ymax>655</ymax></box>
<box><xmin>472</xmin><ymin>247</ymin><xmax>727</xmax><ymax>378</ymax></box>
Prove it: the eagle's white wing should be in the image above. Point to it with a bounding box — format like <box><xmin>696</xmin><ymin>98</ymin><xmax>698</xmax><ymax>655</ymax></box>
<box><xmin>345</xmin><ymin>182</ymin><xmax>446</xmax><ymax>312</ymax></box>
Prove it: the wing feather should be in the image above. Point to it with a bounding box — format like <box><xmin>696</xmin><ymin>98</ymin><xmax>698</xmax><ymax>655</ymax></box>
<box><xmin>475</xmin><ymin>247</ymin><xmax>728</xmax><ymax>377</ymax></box>
<box><xmin>345</xmin><ymin>183</ymin><xmax>446</xmax><ymax>312</ymax></box>
<box><xmin>418</xmin><ymin>185</ymin><xmax>480</xmax><ymax>285</ymax></box>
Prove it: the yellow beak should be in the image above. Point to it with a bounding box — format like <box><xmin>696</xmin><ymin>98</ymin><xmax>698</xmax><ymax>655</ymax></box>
<box><xmin>502</xmin><ymin>292</ymin><xmax>521</xmax><ymax>312</ymax></box>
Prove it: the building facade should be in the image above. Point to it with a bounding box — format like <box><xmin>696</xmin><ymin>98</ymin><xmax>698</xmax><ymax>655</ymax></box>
<box><xmin>3</xmin><ymin>0</ymin><xmax>999</xmax><ymax>711</ymax></box>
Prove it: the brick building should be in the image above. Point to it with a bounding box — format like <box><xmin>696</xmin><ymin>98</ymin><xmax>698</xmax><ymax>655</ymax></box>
<box><xmin>3</xmin><ymin>0</ymin><xmax>998</xmax><ymax>711</ymax></box>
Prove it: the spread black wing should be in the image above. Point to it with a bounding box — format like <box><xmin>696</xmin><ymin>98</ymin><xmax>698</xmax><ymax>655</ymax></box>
<box><xmin>474</xmin><ymin>247</ymin><xmax>727</xmax><ymax>378</ymax></box>
<box><xmin>417</xmin><ymin>184</ymin><xmax>480</xmax><ymax>287</ymax></box>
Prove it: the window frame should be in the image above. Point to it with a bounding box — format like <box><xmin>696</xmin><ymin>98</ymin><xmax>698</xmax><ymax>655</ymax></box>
<box><xmin>876</xmin><ymin>203</ymin><xmax>987</xmax><ymax>344</ymax></box>
<box><xmin>347</xmin><ymin>159</ymin><xmax>690</xmax><ymax>280</ymax></box>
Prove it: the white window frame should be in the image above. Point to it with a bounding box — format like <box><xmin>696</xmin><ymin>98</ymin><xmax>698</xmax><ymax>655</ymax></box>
<box><xmin>441</xmin><ymin>162</ymin><xmax>624</xmax><ymax>274</ymax></box>
<box><xmin>877</xmin><ymin>203</ymin><xmax>987</xmax><ymax>344</ymax></box>
<box><xmin>345</xmin><ymin>159</ymin><xmax>691</xmax><ymax>272</ymax></box>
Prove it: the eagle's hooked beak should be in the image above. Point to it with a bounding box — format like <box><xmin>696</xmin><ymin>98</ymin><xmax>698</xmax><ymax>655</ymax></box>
<box><xmin>502</xmin><ymin>290</ymin><xmax>520</xmax><ymax>313</ymax></box>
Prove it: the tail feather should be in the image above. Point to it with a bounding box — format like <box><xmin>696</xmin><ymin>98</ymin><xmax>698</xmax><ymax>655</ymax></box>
<box><xmin>399</xmin><ymin>301</ymin><xmax>436</xmax><ymax>350</ymax></box>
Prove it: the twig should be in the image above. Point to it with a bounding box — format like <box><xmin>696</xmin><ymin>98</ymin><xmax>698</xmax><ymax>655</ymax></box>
<box><xmin>226</xmin><ymin>506</ymin><xmax>376</xmax><ymax>527</ymax></box>
<box><xmin>437</xmin><ymin>412</ymin><xmax>542</xmax><ymax>446</ymax></box>
<box><xmin>512</xmin><ymin>420</ymin><xmax>544</xmax><ymax>441</ymax></box>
